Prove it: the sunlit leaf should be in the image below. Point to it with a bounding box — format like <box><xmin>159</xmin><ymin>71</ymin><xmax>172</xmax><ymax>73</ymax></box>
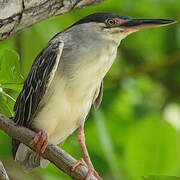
<box><xmin>1</xmin><ymin>83</ymin><xmax>23</xmax><ymax>92</ymax></box>
<box><xmin>0</xmin><ymin>49</ymin><xmax>24</xmax><ymax>84</ymax></box>
<box><xmin>0</xmin><ymin>92</ymin><xmax>14</xmax><ymax>117</ymax></box>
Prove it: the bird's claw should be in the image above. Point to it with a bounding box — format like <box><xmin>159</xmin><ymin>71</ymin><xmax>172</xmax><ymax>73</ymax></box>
<box><xmin>86</xmin><ymin>168</ymin><xmax>101</xmax><ymax>180</ymax></box>
<box><xmin>29</xmin><ymin>129</ymin><xmax>48</xmax><ymax>160</ymax></box>
<box><xmin>72</xmin><ymin>158</ymin><xmax>87</xmax><ymax>171</ymax></box>
<box><xmin>72</xmin><ymin>158</ymin><xmax>101</xmax><ymax>180</ymax></box>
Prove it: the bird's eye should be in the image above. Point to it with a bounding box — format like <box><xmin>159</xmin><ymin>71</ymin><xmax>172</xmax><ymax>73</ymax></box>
<box><xmin>106</xmin><ymin>19</ymin><xmax>116</xmax><ymax>26</ymax></box>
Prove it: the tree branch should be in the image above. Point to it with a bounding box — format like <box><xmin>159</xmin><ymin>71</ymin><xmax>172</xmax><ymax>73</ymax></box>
<box><xmin>0</xmin><ymin>114</ymin><xmax>96</xmax><ymax>180</ymax></box>
<box><xmin>0</xmin><ymin>0</ymin><xmax>103</xmax><ymax>41</ymax></box>
<box><xmin>0</xmin><ymin>161</ymin><xmax>9</xmax><ymax>180</ymax></box>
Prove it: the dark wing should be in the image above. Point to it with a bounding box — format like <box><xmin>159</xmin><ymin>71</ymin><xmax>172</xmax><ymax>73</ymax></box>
<box><xmin>12</xmin><ymin>39</ymin><xmax>64</xmax><ymax>159</ymax></box>
<box><xmin>93</xmin><ymin>81</ymin><xmax>103</xmax><ymax>110</ymax></box>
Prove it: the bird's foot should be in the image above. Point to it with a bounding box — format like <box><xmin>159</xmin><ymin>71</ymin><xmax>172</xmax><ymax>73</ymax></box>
<box><xmin>86</xmin><ymin>166</ymin><xmax>101</xmax><ymax>180</ymax></box>
<box><xmin>72</xmin><ymin>158</ymin><xmax>101</xmax><ymax>180</ymax></box>
<box><xmin>29</xmin><ymin>129</ymin><xmax>48</xmax><ymax>160</ymax></box>
<box><xmin>72</xmin><ymin>158</ymin><xmax>87</xmax><ymax>171</ymax></box>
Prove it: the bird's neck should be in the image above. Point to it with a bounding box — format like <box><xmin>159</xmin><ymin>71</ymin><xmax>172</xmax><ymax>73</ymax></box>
<box><xmin>61</xmin><ymin>41</ymin><xmax>118</xmax><ymax>102</ymax></box>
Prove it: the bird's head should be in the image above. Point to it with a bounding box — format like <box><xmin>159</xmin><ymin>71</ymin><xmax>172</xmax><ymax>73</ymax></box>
<box><xmin>71</xmin><ymin>12</ymin><xmax>176</xmax><ymax>44</ymax></box>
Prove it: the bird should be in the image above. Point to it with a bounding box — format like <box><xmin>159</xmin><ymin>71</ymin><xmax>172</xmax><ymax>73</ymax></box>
<box><xmin>12</xmin><ymin>12</ymin><xmax>175</xmax><ymax>179</ymax></box>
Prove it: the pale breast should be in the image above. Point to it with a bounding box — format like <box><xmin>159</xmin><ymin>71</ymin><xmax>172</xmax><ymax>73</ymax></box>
<box><xmin>32</xmin><ymin>42</ymin><xmax>118</xmax><ymax>145</ymax></box>
<box><xmin>32</xmin><ymin>76</ymin><xmax>97</xmax><ymax>144</ymax></box>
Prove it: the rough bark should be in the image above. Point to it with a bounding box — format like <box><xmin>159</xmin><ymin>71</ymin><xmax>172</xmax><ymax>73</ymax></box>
<box><xmin>0</xmin><ymin>0</ymin><xmax>102</xmax><ymax>40</ymax></box>
<box><xmin>0</xmin><ymin>114</ymin><xmax>97</xmax><ymax>180</ymax></box>
<box><xmin>0</xmin><ymin>161</ymin><xmax>9</xmax><ymax>180</ymax></box>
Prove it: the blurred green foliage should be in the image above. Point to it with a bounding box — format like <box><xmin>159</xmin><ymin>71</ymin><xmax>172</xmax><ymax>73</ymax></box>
<box><xmin>0</xmin><ymin>0</ymin><xmax>180</xmax><ymax>179</ymax></box>
<box><xmin>143</xmin><ymin>175</ymin><xmax>180</xmax><ymax>180</ymax></box>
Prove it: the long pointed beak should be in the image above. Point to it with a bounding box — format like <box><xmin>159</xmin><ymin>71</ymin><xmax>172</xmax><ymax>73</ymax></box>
<box><xmin>121</xmin><ymin>18</ymin><xmax>177</xmax><ymax>31</ymax></box>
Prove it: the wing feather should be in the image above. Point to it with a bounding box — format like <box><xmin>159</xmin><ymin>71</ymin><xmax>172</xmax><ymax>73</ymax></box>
<box><xmin>93</xmin><ymin>81</ymin><xmax>103</xmax><ymax>110</ymax></box>
<box><xmin>12</xmin><ymin>38</ymin><xmax>64</xmax><ymax>159</ymax></box>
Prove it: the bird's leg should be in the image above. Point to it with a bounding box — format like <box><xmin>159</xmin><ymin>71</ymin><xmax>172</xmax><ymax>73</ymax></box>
<box><xmin>72</xmin><ymin>123</ymin><xmax>101</xmax><ymax>180</ymax></box>
<box><xmin>29</xmin><ymin>129</ymin><xmax>48</xmax><ymax>160</ymax></box>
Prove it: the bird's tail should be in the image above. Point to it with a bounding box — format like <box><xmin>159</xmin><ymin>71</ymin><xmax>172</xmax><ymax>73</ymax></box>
<box><xmin>12</xmin><ymin>139</ymin><xmax>49</xmax><ymax>171</ymax></box>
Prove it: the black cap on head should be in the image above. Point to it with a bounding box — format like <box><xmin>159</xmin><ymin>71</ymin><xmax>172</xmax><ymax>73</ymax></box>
<box><xmin>71</xmin><ymin>12</ymin><xmax>130</xmax><ymax>27</ymax></box>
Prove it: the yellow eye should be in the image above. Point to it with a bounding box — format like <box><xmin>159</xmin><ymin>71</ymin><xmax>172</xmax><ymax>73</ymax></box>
<box><xmin>107</xmin><ymin>19</ymin><xmax>116</xmax><ymax>26</ymax></box>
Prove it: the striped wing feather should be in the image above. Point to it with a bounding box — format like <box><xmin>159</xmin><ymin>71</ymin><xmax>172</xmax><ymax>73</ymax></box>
<box><xmin>12</xmin><ymin>39</ymin><xmax>64</xmax><ymax>159</ymax></box>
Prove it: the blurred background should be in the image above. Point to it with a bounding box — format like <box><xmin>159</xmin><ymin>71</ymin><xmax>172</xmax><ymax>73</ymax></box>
<box><xmin>0</xmin><ymin>0</ymin><xmax>180</xmax><ymax>179</ymax></box>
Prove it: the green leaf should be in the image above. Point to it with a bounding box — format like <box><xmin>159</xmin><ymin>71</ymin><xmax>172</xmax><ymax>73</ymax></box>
<box><xmin>1</xmin><ymin>83</ymin><xmax>23</xmax><ymax>92</ymax></box>
<box><xmin>142</xmin><ymin>175</ymin><xmax>180</xmax><ymax>180</ymax></box>
<box><xmin>0</xmin><ymin>92</ymin><xmax>14</xmax><ymax>117</ymax></box>
<box><xmin>0</xmin><ymin>48</ymin><xmax>24</xmax><ymax>84</ymax></box>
